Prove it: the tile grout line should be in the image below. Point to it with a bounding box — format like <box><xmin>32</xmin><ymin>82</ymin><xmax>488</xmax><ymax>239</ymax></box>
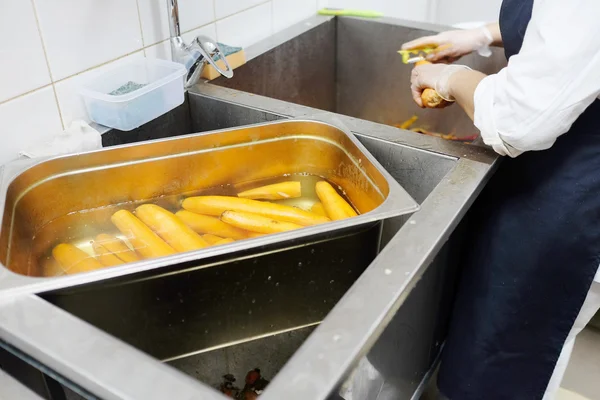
<box><xmin>213</xmin><ymin>0</ymin><xmax>218</xmax><ymax>41</ymax></box>
<box><xmin>49</xmin><ymin>49</ymin><xmax>145</xmax><ymax>86</ymax></box>
<box><xmin>1</xmin><ymin>0</ymin><xmax>273</xmax><ymax>108</ymax></box>
<box><xmin>28</xmin><ymin>0</ymin><xmax>55</xmax><ymax>83</ymax></box>
<box><xmin>0</xmin><ymin>47</ymin><xmax>146</xmax><ymax>108</ymax></box>
<box><xmin>0</xmin><ymin>84</ymin><xmax>54</xmax><ymax>108</ymax></box>
<box><xmin>0</xmin><ymin>54</ymin><xmax>148</xmax><ymax>109</ymax></box>
<box><xmin>270</xmin><ymin>0</ymin><xmax>274</xmax><ymax>36</ymax></box>
<box><xmin>144</xmin><ymin>20</ymin><xmax>217</xmax><ymax>49</ymax></box>
<box><xmin>215</xmin><ymin>0</ymin><xmax>271</xmax><ymax>24</ymax></box>
<box><xmin>206</xmin><ymin>1</ymin><xmax>272</xmax><ymax>44</ymax></box>
<box><xmin>29</xmin><ymin>0</ymin><xmax>65</xmax><ymax>129</ymax></box>
<box><xmin>134</xmin><ymin>0</ymin><xmax>146</xmax><ymax>50</ymax></box>
<box><xmin>133</xmin><ymin>1</ymin><xmax>272</xmax><ymax>50</ymax></box>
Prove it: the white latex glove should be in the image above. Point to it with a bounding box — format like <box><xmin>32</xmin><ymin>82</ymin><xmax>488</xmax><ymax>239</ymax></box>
<box><xmin>410</xmin><ymin>64</ymin><xmax>471</xmax><ymax>107</ymax></box>
<box><xmin>401</xmin><ymin>27</ymin><xmax>493</xmax><ymax>63</ymax></box>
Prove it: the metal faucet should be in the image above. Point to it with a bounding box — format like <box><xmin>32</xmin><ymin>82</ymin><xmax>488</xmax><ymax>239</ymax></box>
<box><xmin>167</xmin><ymin>0</ymin><xmax>233</xmax><ymax>88</ymax></box>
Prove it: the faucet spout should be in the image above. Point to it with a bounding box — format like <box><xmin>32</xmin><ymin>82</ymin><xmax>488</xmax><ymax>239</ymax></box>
<box><xmin>167</xmin><ymin>0</ymin><xmax>181</xmax><ymax>38</ymax></box>
<box><xmin>166</xmin><ymin>0</ymin><xmax>233</xmax><ymax>88</ymax></box>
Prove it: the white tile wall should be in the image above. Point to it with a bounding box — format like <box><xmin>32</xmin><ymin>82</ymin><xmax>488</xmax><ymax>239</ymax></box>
<box><xmin>179</xmin><ymin>0</ymin><xmax>216</xmax><ymax>32</ymax></box>
<box><xmin>432</xmin><ymin>0</ymin><xmax>502</xmax><ymax>27</ymax></box>
<box><xmin>324</xmin><ymin>0</ymin><xmax>431</xmax><ymax>23</ymax></box>
<box><xmin>273</xmin><ymin>0</ymin><xmax>318</xmax><ymax>33</ymax></box>
<box><xmin>182</xmin><ymin>23</ymin><xmax>218</xmax><ymax>45</ymax></box>
<box><xmin>0</xmin><ymin>1</ymin><xmax>51</xmax><ymax>103</ymax></box>
<box><xmin>138</xmin><ymin>0</ymin><xmax>171</xmax><ymax>46</ymax></box>
<box><xmin>215</xmin><ymin>0</ymin><xmax>266</xmax><ymax>19</ymax></box>
<box><xmin>216</xmin><ymin>3</ymin><xmax>273</xmax><ymax>48</ymax></box>
<box><xmin>34</xmin><ymin>0</ymin><xmax>143</xmax><ymax>80</ymax></box>
<box><xmin>0</xmin><ymin>0</ymin><xmax>323</xmax><ymax>166</ymax></box>
<box><xmin>322</xmin><ymin>0</ymin><xmax>500</xmax><ymax>27</ymax></box>
<box><xmin>0</xmin><ymin>87</ymin><xmax>63</xmax><ymax>164</ymax></box>
<box><xmin>0</xmin><ymin>0</ymin><xmax>496</xmax><ymax>165</ymax></box>
<box><xmin>145</xmin><ymin>39</ymin><xmax>173</xmax><ymax>61</ymax></box>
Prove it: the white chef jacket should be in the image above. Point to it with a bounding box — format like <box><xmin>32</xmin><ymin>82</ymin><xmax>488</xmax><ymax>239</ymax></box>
<box><xmin>473</xmin><ymin>0</ymin><xmax>600</xmax><ymax>159</ymax></box>
<box><xmin>472</xmin><ymin>0</ymin><xmax>600</xmax><ymax>283</ymax></box>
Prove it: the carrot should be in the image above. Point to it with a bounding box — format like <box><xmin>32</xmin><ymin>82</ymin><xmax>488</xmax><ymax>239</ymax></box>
<box><xmin>310</xmin><ymin>202</ymin><xmax>327</xmax><ymax>217</ymax></box>
<box><xmin>93</xmin><ymin>241</ymin><xmax>125</xmax><ymax>267</ymax></box>
<box><xmin>221</xmin><ymin>211</ymin><xmax>303</xmax><ymax>234</ymax></box>
<box><xmin>246</xmin><ymin>231</ymin><xmax>267</xmax><ymax>238</ymax></box>
<box><xmin>176</xmin><ymin>210</ymin><xmax>249</xmax><ymax>240</ymax></box>
<box><xmin>95</xmin><ymin>234</ymin><xmax>140</xmax><ymax>263</ymax></box>
<box><xmin>215</xmin><ymin>237</ymin><xmax>235</xmax><ymax>245</ymax></box>
<box><xmin>52</xmin><ymin>243</ymin><xmax>104</xmax><ymax>275</ymax></box>
<box><xmin>111</xmin><ymin>210</ymin><xmax>176</xmax><ymax>259</ymax></box>
<box><xmin>237</xmin><ymin>181</ymin><xmax>301</xmax><ymax>200</ymax></box>
<box><xmin>42</xmin><ymin>256</ymin><xmax>65</xmax><ymax>277</ymax></box>
<box><xmin>202</xmin><ymin>233</ymin><xmax>224</xmax><ymax>245</ymax></box>
<box><xmin>136</xmin><ymin>204</ymin><xmax>209</xmax><ymax>252</ymax></box>
<box><xmin>182</xmin><ymin>196</ymin><xmax>329</xmax><ymax>226</ymax></box>
<box><xmin>415</xmin><ymin>60</ymin><xmax>450</xmax><ymax>109</ymax></box>
<box><xmin>315</xmin><ymin>181</ymin><xmax>358</xmax><ymax>220</ymax></box>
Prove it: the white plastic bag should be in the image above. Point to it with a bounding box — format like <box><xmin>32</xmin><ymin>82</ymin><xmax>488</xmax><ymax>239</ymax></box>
<box><xmin>19</xmin><ymin>120</ymin><xmax>102</xmax><ymax>158</ymax></box>
<box><xmin>338</xmin><ymin>358</ymin><xmax>385</xmax><ymax>400</ymax></box>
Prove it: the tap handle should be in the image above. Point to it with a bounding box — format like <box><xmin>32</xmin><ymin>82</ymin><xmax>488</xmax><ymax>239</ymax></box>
<box><xmin>192</xmin><ymin>36</ymin><xmax>234</xmax><ymax>79</ymax></box>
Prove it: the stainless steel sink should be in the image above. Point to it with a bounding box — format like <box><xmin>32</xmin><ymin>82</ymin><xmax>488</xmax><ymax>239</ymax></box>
<box><xmin>0</xmin><ymin>15</ymin><xmax>501</xmax><ymax>400</ymax></box>
<box><xmin>211</xmin><ymin>16</ymin><xmax>506</xmax><ymax>139</ymax></box>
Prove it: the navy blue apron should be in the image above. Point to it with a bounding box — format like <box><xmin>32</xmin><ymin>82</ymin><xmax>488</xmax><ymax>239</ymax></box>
<box><xmin>436</xmin><ymin>0</ymin><xmax>600</xmax><ymax>399</ymax></box>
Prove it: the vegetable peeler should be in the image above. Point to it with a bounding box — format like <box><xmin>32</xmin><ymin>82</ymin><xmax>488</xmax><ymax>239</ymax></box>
<box><xmin>397</xmin><ymin>44</ymin><xmax>452</xmax><ymax>64</ymax></box>
<box><xmin>397</xmin><ymin>48</ymin><xmax>437</xmax><ymax>64</ymax></box>
<box><xmin>318</xmin><ymin>8</ymin><xmax>383</xmax><ymax>18</ymax></box>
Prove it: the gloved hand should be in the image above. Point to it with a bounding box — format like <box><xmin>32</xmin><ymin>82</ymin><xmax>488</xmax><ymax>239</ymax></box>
<box><xmin>410</xmin><ymin>63</ymin><xmax>471</xmax><ymax>107</ymax></box>
<box><xmin>401</xmin><ymin>27</ymin><xmax>493</xmax><ymax>64</ymax></box>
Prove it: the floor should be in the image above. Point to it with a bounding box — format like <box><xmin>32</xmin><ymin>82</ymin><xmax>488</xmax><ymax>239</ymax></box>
<box><xmin>421</xmin><ymin>327</ymin><xmax>600</xmax><ymax>400</ymax></box>
<box><xmin>560</xmin><ymin>327</ymin><xmax>600</xmax><ymax>400</ymax></box>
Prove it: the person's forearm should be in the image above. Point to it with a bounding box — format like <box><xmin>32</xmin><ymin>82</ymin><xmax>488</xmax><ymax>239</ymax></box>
<box><xmin>486</xmin><ymin>22</ymin><xmax>502</xmax><ymax>47</ymax></box>
<box><xmin>447</xmin><ymin>70</ymin><xmax>488</xmax><ymax>120</ymax></box>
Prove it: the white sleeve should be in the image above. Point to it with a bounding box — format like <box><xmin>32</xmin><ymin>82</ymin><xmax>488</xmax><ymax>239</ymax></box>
<box><xmin>474</xmin><ymin>0</ymin><xmax>600</xmax><ymax>157</ymax></box>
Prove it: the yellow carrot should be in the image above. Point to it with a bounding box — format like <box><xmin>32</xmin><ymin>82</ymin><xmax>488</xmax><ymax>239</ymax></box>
<box><xmin>221</xmin><ymin>211</ymin><xmax>303</xmax><ymax>234</ymax></box>
<box><xmin>416</xmin><ymin>60</ymin><xmax>450</xmax><ymax>109</ymax></box>
<box><xmin>182</xmin><ymin>196</ymin><xmax>329</xmax><ymax>226</ymax></box>
<box><xmin>176</xmin><ymin>210</ymin><xmax>248</xmax><ymax>240</ymax></box>
<box><xmin>95</xmin><ymin>233</ymin><xmax>140</xmax><ymax>263</ymax></box>
<box><xmin>246</xmin><ymin>231</ymin><xmax>267</xmax><ymax>238</ymax></box>
<box><xmin>136</xmin><ymin>204</ymin><xmax>209</xmax><ymax>252</ymax></box>
<box><xmin>237</xmin><ymin>181</ymin><xmax>301</xmax><ymax>200</ymax></box>
<box><xmin>92</xmin><ymin>241</ymin><xmax>125</xmax><ymax>267</ymax></box>
<box><xmin>215</xmin><ymin>237</ymin><xmax>235</xmax><ymax>245</ymax></box>
<box><xmin>111</xmin><ymin>210</ymin><xmax>176</xmax><ymax>259</ymax></box>
<box><xmin>310</xmin><ymin>202</ymin><xmax>327</xmax><ymax>217</ymax></box>
<box><xmin>202</xmin><ymin>233</ymin><xmax>224</xmax><ymax>245</ymax></box>
<box><xmin>52</xmin><ymin>243</ymin><xmax>104</xmax><ymax>275</ymax></box>
<box><xmin>315</xmin><ymin>181</ymin><xmax>358</xmax><ymax>220</ymax></box>
<box><xmin>42</xmin><ymin>256</ymin><xmax>65</xmax><ymax>277</ymax></box>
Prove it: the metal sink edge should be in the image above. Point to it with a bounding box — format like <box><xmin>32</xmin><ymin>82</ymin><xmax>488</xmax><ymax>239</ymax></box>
<box><xmin>0</xmin><ymin>14</ymin><xmax>501</xmax><ymax>400</ymax></box>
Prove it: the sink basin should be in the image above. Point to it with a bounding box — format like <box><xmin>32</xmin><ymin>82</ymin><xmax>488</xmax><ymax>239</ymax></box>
<box><xmin>211</xmin><ymin>17</ymin><xmax>506</xmax><ymax>139</ymax></box>
<box><xmin>0</xmin><ymin>15</ymin><xmax>500</xmax><ymax>400</ymax></box>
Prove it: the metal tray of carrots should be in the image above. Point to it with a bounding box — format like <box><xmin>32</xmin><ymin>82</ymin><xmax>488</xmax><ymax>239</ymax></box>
<box><xmin>0</xmin><ymin>119</ymin><xmax>418</xmax><ymax>360</ymax></box>
<box><xmin>0</xmin><ymin>119</ymin><xmax>418</xmax><ymax>293</ymax></box>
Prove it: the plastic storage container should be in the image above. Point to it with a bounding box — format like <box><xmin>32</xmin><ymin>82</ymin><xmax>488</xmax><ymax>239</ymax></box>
<box><xmin>80</xmin><ymin>58</ymin><xmax>187</xmax><ymax>131</ymax></box>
